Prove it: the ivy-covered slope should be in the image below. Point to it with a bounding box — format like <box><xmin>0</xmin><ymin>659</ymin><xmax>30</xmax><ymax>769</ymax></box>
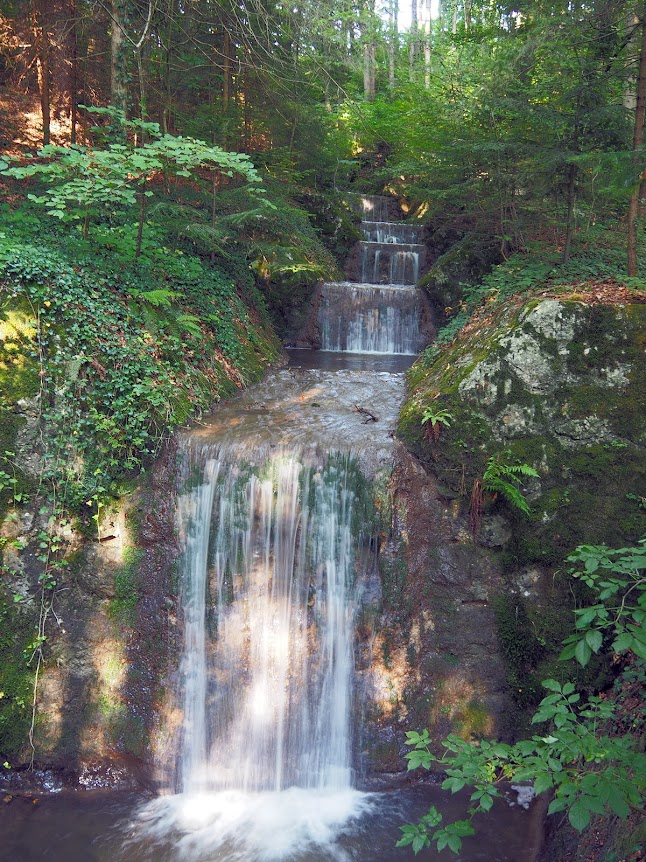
<box><xmin>0</xmin><ymin>226</ymin><xmax>283</xmax><ymax>767</ymax></box>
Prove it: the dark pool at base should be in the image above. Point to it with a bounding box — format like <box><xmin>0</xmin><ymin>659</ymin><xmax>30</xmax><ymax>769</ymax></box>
<box><xmin>286</xmin><ymin>349</ymin><xmax>417</xmax><ymax>373</ymax></box>
<box><xmin>0</xmin><ymin>784</ymin><xmax>543</xmax><ymax>862</ymax></box>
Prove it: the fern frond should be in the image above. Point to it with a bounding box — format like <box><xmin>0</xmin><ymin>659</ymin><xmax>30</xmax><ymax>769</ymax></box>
<box><xmin>130</xmin><ymin>288</ymin><xmax>182</xmax><ymax>308</ymax></box>
<box><xmin>176</xmin><ymin>314</ymin><xmax>203</xmax><ymax>338</ymax></box>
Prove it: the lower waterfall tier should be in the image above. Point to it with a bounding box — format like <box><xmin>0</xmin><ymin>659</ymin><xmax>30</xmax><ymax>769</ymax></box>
<box><xmin>318</xmin><ymin>283</ymin><xmax>424</xmax><ymax>355</ymax></box>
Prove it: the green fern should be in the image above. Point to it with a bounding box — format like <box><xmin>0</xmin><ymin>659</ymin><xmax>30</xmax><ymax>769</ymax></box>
<box><xmin>481</xmin><ymin>456</ymin><xmax>539</xmax><ymax>515</ymax></box>
<box><xmin>129</xmin><ymin>288</ymin><xmax>182</xmax><ymax>308</ymax></box>
<box><xmin>175</xmin><ymin>314</ymin><xmax>203</xmax><ymax>338</ymax></box>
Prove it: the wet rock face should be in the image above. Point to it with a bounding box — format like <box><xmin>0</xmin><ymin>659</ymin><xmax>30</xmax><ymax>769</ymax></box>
<box><xmin>357</xmin><ymin>448</ymin><xmax>512</xmax><ymax>773</ymax></box>
<box><xmin>0</xmin><ymin>443</ymin><xmax>180</xmax><ymax>791</ymax></box>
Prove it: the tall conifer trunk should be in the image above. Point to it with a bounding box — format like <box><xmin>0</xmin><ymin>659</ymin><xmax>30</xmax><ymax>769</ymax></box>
<box><xmin>110</xmin><ymin>0</ymin><xmax>127</xmax><ymax>114</ymax></box>
<box><xmin>627</xmin><ymin>0</ymin><xmax>646</xmax><ymax>276</ymax></box>
<box><xmin>34</xmin><ymin>0</ymin><xmax>51</xmax><ymax>145</ymax></box>
<box><xmin>69</xmin><ymin>0</ymin><xmax>78</xmax><ymax>143</ymax></box>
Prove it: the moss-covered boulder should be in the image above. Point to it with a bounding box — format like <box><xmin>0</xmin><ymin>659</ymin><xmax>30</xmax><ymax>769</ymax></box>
<box><xmin>418</xmin><ymin>234</ymin><xmax>501</xmax><ymax>325</ymax></box>
<box><xmin>401</xmin><ymin>297</ymin><xmax>646</xmax><ymax>561</ymax></box>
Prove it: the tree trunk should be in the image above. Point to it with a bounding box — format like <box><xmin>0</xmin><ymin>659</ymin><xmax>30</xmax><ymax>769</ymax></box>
<box><xmin>465</xmin><ymin>0</ymin><xmax>472</xmax><ymax>29</ymax></box>
<box><xmin>223</xmin><ymin>28</ymin><xmax>232</xmax><ymax>111</ymax></box>
<box><xmin>111</xmin><ymin>0</ymin><xmax>128</xmax><ymax>114</ymax></box>
<box><xmin>136</xmin><ymin>178</ymin><xmax>146</xmax><ymax>258</ymax></box>
<box><xmin>364</xmin><ymin>42</ymin><xmax>376</xmax><ymax>101</ymax></box>
<box><xmin>562</xmin><ymin>163</ymin><xmax>577</xmax><ymax>264</ymax></box>
<box><xmin>34</xmin><ymin>0</ymin><xmax>51</xmax><ymax>145</ymax></box>
<box><xmin>243</xmin><ymin>53</ymin><xmax>251</xmax><ymax>150</ymax></box>
<box><xmin>389</xmin><ymin>0</ymin><xmax>398</xmax><ymax>92</ymax></box>
<box><xmin>162</xmin><ymin>0</ymin><xmax>175</xmax><ymax>133</ymax></box>
<box><xmin>627</xmin><ymin>0</ymin><xmax>646</xmax><ymax>277</ymax></box>
<box><xmin>409</xmin><ymin>0</ymin><xmax>418</xmax><ymax>81</ymax></box>
<box><xmin>69</xmin><ymin>0</ymin><xmax>78</xmax><ymax>143</ymax></box>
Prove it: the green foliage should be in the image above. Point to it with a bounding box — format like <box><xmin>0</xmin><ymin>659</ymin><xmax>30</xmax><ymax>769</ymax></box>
<box><xmin>398</xmin><ymin>541</ymin><xmax>646</xmax><ymax>855</ymax></box>
<box><xmin>482</xmin><ymin>455</ymin><xmax>539</xmax><ymax>515</ymax></box>
<box><xmin>0</xmin><ymin>214</ymin><xmax>279</xmax><ymax>510</ymax></box>
<box><xmin>421</xmin><ymin>406</ymin><xmax>453</xmax><ymax>430</ymax></box>
<box><xmin>0</xmin><ymin>596</ymin><xmax>36</xmax><ymax>757</ymax></box>
<box><xmin>421</xmin><ymin>404</ymin><xmax>454</xmax><ymax>443</ymax></box>
<box><xmin>1</xmin><ymin>108</ymin><xmax>269</xmax><ymax>252</ymax></box>
<box><xmin>559</xmin><ymin>541</ymin><xmax>646</xmax><ymax>666</ymax></box>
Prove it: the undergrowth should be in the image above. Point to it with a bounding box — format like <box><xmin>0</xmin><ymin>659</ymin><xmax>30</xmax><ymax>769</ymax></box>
<box><xmin>423</xmin><ymin>226</ymin><xmax>646</xmax><ymax>353</ymax></box>
<box><xmin>0</xmin><ymin>210</ymin><xmax>281</xmax><ymax>514</ymax></box>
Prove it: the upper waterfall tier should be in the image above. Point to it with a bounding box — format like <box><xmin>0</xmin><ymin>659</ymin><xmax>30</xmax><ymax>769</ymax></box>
<box><xmin>318</xmin><ymin>282</ymin><xmax>424</xmax><ymax>355</ymax></box>
<box><xmin>359</xmin><ymin>241</ymin><xmax>426</xmax><ymax>285</ymax></box>
<box><xmin>361</xmin><ymin>221</ymin><xmax>421</xmax><ymax>244</ymax></box>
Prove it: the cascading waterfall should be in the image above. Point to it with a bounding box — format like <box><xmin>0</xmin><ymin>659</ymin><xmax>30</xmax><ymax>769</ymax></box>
<box><xmin>135</xmin><ymin>441</ymin><xmax>378</xmax><ymax>862</ymax></box>
<box><xmin>360</xmin><ymin>222</ymin><xmax>420</xmax><ymax>244</ymax></box>
<box><xmin>360</xmin><ymin>243</ymin><xmax>422</xmax><ymax>285</ymax></box>
<box><xmin>319</xmin><ymin>284</ymin><xmax>422</xmax><ymax>355</ymax></box>
<box><xmin>124</xmin><ymin>195</ymin><xmax>429</xmax><ymax>861</ymax></box>
<box><xmin>316</xmin><ymin>194</ymin><xmax>427</xmax><ymax>355</ymax></box>
<box><xmin>177</xmin><ymin>450</ymin><xmax>363</xmax><ymax>796</ymax></box>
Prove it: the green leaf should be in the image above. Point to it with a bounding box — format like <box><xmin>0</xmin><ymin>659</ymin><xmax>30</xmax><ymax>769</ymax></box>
<box><xmin>575</xmin><ymin>639</ymin><xmax>592</xmax><ymax>667</ymax></box>
<box><xmin>534</xmin><ymin>773</ymin><xmax>553</xmax><ymax>795</ymax></box>
<box><xmin>585</xmin><ymin>630</ymin><xmax>603</xmax><ymax>653</ymax></box>
<box><xmin>542</xmin><ymin>679</ymin><xmax>562</xmax><ymax>692</ymax></box>
<box><xmin>568</xmin><ymin>801</ymin><xmax>591</xmax><ymax>832</ymax></box>
<box><xmin>607</xmin><ymin>790</ymin><xmax>630</xmax><ymax>819</ymax></box>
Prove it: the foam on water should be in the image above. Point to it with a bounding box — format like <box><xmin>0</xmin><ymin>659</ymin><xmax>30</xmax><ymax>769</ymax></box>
<box><xmin>132</xmin><ymin>786</ymin><xmax>374</xmax><ymax>862</ymax></box>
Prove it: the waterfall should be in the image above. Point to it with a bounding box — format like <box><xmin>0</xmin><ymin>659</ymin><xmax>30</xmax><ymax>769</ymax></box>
<box><xmin>312</xmin><ymin>194</ymin><xmax>428</xmax><ymax>355</ymax></box>
<box><xmin>361</xmin><ymin>222</ymin><xmax>420</xmax><ymax>244</ymax></box>
<box><xmin>176</xmin><ymin>450</ymin><xmax>365</xmax><ymax>796</ymax></box>
<box><xmin>319</xmin><ymin>284</ymin><xmax>423</xmax><ymax>355</ymax></box>
<box><xmin>136</xmin><ymin>432</ymin><xmax>381</xmax><ymax>861</ymax></box>
<box><xmin>360</xmin><ymin>244</ymin><xmax>422</xmax><ymax>285</ymax></box>
<box><xmin>130</xmin><ymin>193</ymin><xmax>427</xmax><ymax>861</ymax></box>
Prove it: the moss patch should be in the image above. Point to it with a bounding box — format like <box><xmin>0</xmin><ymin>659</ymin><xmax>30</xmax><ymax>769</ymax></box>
<box><xmin>0</xmin><ymin>597</ymin><xmax>36</xmax><ymax>758</ymax></box>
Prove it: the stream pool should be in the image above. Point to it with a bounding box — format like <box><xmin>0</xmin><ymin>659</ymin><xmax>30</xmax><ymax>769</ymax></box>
<box><xmin>0</xmin><ymin>783</ymin><xmax>543</xmax><ymax>862</ymax></box>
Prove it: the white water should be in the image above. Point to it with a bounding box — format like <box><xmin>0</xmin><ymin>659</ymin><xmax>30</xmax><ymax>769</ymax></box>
<box><xmin>134</xmin><ymin>193</ymin><xmax>423</xmax><ymax>860</ymax></box>
<box><xmin>319</xmin><ymin>284</ymin><xmax>422</xmax><ymax>355</ymax></box>
<box><xmin>139</xmin><ymin>448</ymin><xmax>377</xmax><ymax>860</ymax></box>
<box><xmin>361</xmin><ymin>222</ymin><xmax>420</xmax><ymax>245</ymax></box>
<box><xmin>359</xmin><ymin>242</ymin><xmax>423</xmax><ymax>285</ymax></box>
<box><xmin>177</xmin><ymin>452</ymin><xmax>361</xmax><ymax>795</ymax></box>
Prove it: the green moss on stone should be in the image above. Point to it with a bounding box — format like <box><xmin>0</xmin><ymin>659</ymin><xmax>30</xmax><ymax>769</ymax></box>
<box><xmin>0</xmin><ymin>597</ymin><xmax>37</xmax><ymax>758</ymax></box>
<box><xmin>108</xmin><ymin>547</ymin><xmax>145</xmax><ymax>626</ymax></box>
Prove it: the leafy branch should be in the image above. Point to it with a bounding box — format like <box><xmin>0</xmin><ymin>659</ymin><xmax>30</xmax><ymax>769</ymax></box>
<box><xmin>398</xmin><ymin>540</ymin><xmax>646</xmax><ymax>855</ymax></box>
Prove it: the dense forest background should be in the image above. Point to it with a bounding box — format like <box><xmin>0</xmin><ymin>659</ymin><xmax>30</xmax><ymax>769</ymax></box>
<box><xmin>1</xmin><ymin>0</ymin><xmax>645</xmax><ymax>265</ymax></box>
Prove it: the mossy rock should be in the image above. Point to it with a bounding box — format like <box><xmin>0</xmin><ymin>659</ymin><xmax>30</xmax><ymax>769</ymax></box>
<box><xmin>418</xmin><ymin>234</ymin><xmax>500</xmax><ymax>324</ymax></box>
<box><xmin>400</xmin><ymin>297</ymin><xmax>646</xmax><ymax>727</ymax></box>
<box><xmin>0</xmin><ymin>596</ymin><xmax>37</xmax><ymax>758</ymax></box>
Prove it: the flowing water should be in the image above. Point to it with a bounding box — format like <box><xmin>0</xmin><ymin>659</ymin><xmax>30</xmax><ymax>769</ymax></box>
<box><xmin>318</xmin><ymin>284</ymin><xmax>423</xmax><ymax>354</ymax></box>
<box><xmin>0</xmin><ymin>196</ymin><xmax>542</xmax><ymax>862</ymax></box>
